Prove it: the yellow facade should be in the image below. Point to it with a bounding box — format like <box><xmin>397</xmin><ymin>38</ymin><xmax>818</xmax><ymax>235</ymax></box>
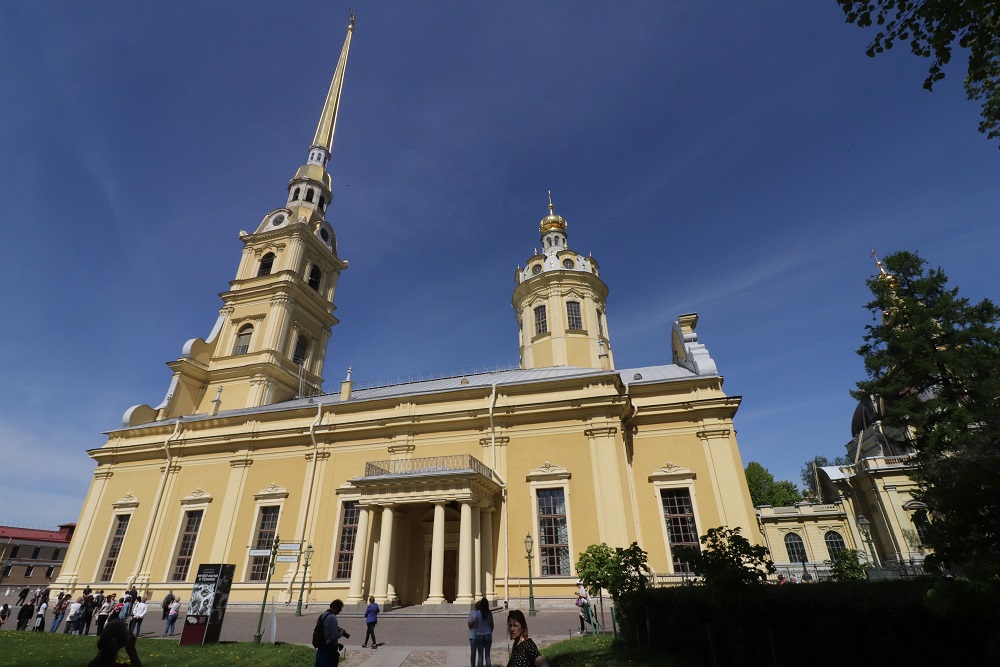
<box><xmin>55</xmin><ymin>19</ymin><xmax>759</xmax><ymax>607</ymax></box>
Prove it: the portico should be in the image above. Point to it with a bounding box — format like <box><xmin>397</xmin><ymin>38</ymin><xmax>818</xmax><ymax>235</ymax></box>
<box><xmin>340</xmin><ymin>455</ymin><xmax>502</xmax><ymax>608</ymax></box>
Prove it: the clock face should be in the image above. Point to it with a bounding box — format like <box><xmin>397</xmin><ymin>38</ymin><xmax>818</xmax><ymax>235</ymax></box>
<box><xmin>532</xmin><ymin>265</ymin><xmax>542</xmax><ymax>275</ymax></box>
<box><xmin>272</xmin><ymin>214</ymin><xmax>286</xmax><ymax>226</ymax></box>
<box><xmin>562</xmin><ymin>259</ymin><xmax>574</xmax><ymax>268</ymax></box>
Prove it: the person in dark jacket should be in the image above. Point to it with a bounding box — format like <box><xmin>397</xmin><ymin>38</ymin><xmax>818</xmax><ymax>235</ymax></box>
<box><xmin>16</xmin><ymin>602</ymin><xmax>34</xmax><ymax>630</ymax></box>
<box><xmin>362</xmin><ymin>596</ymin><xmax>379</xmax><ymax>649</ymax></box>
<box><xmin>86</xmin><ymin>618</ymin><xmax>142</xmax><ymax>667</ymax></box>
<box><xmin>315</xmin><ymin>600</ymin><xmax>349</xmax><ymax>667</ymax></box>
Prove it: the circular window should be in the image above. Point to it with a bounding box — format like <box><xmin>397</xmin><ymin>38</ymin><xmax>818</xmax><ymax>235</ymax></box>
<box><xmin>320</xmin><ymin>228</ymin><xmax>330</xmax><ymax>242</ymax></box>
<box><xmin>532</xmin><ymin>265</ymin><xmax>542</xmax><ymax>275</ymax></box>
<box><xmin>272</xmin><ymin>214</ymin><xmax>285</xmax><ymax>226</ymax></box>
<box><xmin>562</xmin><ymin>259</ymin><xmax>574</xmax><ymax>269</ymax></box>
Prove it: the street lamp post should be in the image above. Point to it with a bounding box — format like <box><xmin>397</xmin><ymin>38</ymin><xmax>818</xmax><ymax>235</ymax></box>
<box><xmin>523</xmin><ymin>533</ymin><xmax>536</xmax><ymax>617</ymax></box>
<box><xmin>295</xmin><ymin>544</ymin><xmax>314</xmax><ymax>617</ymax></box>
<box><xmin>857</xmin><ymin>515</ymin><xmax>882</xmax><ymax>578</ymax></box>
<box><xmin>253</xmin><ymin>534</ymin><xmax>280</xmax><ymax>645</ymax></box>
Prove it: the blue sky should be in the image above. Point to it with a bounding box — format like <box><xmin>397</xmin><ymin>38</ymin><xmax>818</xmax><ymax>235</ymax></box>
<box><xmin>2</xmin><ymin>2</ymin><xmax>998</xmax><ymax>528</ymax></box>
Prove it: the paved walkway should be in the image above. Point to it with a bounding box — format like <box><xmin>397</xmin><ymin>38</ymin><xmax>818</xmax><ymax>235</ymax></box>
<box><xmin>0</xmin><ymin>591</ymin><xmax>605</xmax><ymax>666</ymax></box>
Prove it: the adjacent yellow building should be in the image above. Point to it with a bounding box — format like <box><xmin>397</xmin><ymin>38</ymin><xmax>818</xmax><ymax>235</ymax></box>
<box><xmin>55</xmin><ymin>17</ymin><xmax>759</xmax><ymax>607</ymax></box>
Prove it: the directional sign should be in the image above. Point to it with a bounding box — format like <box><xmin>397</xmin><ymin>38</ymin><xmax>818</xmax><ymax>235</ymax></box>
<box><xmin>278</xmin><ymin>542</ymin><xmax>301</xmax><ymax>552</ymax></box>
<box><xmin>276</xmin><ymin>555</ymin><xmax>299</xmax><ymax>563</ymax></box>
<box><xmin>248</xmin><ymin>549</ymin><xmax>271</xmax><ymax>557</ymax></box>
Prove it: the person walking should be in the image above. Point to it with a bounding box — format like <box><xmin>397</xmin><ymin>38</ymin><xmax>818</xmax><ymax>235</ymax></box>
<box><xmin>16</xmin><ymin>587</ymin><xmax>29</xmax><ymax>605</ymax></box>
<box><xmin>129</xmin><ymin>596</ymin><xmax>148</xmax><ymax>636</ymax></box>
<box><xmin>96</xmin><ymin>595</ymin><xmax>115</xmax><ymax>635</ymax></box>
<box><xmin>65</xmin><ymin>597</ymin><xmax>83</xmax><ymax>634</ymax></box>
<box><xmin>49</xmin><ymin>596</ymin><xmax>66</xmax><ymax>633</ymax></box>
<box><xmin>362</xmin><ymin>596</ymin><xmax>379</xmax><ymax>649</ymax></box>
<box><xmin>163</xmin><ymin>598</ymin><xmax>181</xmax><ymax>636</ymax></box>
<box><xmin>473</xmin><ymin>597</ymin><xmax>494</xmax><ymax>667</ymax></box>
<box><xmin>506</xmin><ymin>609</ymin><xmax>549</xmax><ymax>667</ymax></box>
<box><xmin>161</xmin><ymin>590</ymin><xmax>175</xmax><ymax>620</ymax></box>
<box><xmin>16</xmin><ymin>601</ymin><xmax>34</xmax><ymax>630</ymax></box>
<box><xmin>0</xmin><ymin>603</ymin><xmax>11</xmax><ymax>630</ymax></box>
<box><xmin>467</xmin><ymin>602</ymin><xmax>478</xmax><ymax>667</ymax></box>
<box><xmin>575</xmin><ymin>581</ymin><xmax>593</xmax><ymax>635</ymax></box>
<box><xmin>315</xmin><ymin>599</ymin><xmax>349</xmax><ymax>667</ymax></box>
<box><xmin>80</xmin><ymin>595</ymin><xmax>96</xmax><ymax>635</ymax></box>
<box><xmin>32</xmin><ymin>599</ymin><xmax>47</xmax><ymax>631</ymax></box>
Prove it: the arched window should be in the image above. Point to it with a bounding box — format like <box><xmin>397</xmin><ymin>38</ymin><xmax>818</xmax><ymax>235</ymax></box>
<box><xmin>305</xmin><ymin>189</ymin><xmax>314</xmax><ymax>203</ymax></box>
<box><xmin>293</xmin><ymin>334</ymin><xmax>309</xmax><ymax>366</ymax></box>
<box><xmin>824</xmin><ymin>531</ymin><xmax>846</xmax><ymax>559</ymax></box>
<box><xmin>257</xmin><ymin>252</ymin><xmax>275</xmax><ymax>277</ymax></box>
<box><xmin>308</xmin><ymin>266</ymin><xmax>322</xmax><ymax>291</ymax></box>
<box><xmin>233</xmin><ymin>325</ymin><xmax>253</xmax><ymax>355</ymax></box>
<box><xmin>318</xmin><ymin>196</ymin><xmax>325</xmax><ymax>210</ymax></box>
<box><xmin>913</xmin><ymin>516</ymin><xmax>931</xmax><ymax>546</ymax></box>
<box><xmin>292</xmin><ymin>187</ymin><xmax>300</xmax><ymax>201</ymax></box>
<box><xmin>784</xmin><ymin>533</ymin><xmax>808</xmax><ymax>563</ymax></box>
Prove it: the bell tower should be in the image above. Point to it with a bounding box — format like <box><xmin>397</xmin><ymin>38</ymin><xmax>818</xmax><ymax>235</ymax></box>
<box><xmin>512</xmin><ymin>194</ymin><xmax>613</xmax><ymax>370</ymax></box>
<box><xmin>124</xmin><ymin>14</ymin><xmax>357</xmax><ymax>426</ymax></box>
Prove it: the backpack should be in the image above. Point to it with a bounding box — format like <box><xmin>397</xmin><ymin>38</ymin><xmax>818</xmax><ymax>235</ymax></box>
<box><xmin>312</xmin><ymin>611</ymin><xmax>331</xmax><ymax>649</ymax></box>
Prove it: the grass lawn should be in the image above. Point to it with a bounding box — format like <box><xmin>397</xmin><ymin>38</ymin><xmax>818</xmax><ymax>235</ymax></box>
<box><xmin>0</xmin><ymin>631</ymin><xmax>316</xmax><ymax>667</ymax></box>
<box><xmin>542</xmin><ymin>633</ymin><xmax>692</xmax><ymax>667</ymax></box>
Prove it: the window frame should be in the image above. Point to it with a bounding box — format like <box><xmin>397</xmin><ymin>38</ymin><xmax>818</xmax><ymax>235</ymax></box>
<box><xmin>233</xmin><ymin>324</ymin><xmax>253</xmax><ymax>356</ymax></box>
<box><xmin>333</xmin><ymin>501</ymin><xmax>361</xmax><ymax>580</ymax></box>
<box><xmin>784</xmin><ymin>532</ymin><xmax>808</xmax><ymax>564</ymax></box>
<box><xmin>247</xmin><ymin>506</ymin><xmax>281</xmax><ymax>582</ymax></box>
<box><xmin>533</xmin><ymin>305</ymin><xmax>548</xmax><ymax>336</ymax></box>
<box><xmin>257</xmin><ymin>252</ymin><xmax>276</xmax><ymax>277</ymax></box>
<box><xmin>566</xmin><ymin>301</ymin><xmax>583</xmax><ymax>331</ymax></box>
<box><xmin>824</xmin><ymin>530</ymin><xmax>847</xmax><ymax>560</ymax></box>
<box><xmin>526</xmin><ymin>463</ymin><xmax>574</xmax><ymax>580</ymax></box>
<box><xmin>170</xmin><ymin>509</ymin><xmax>205</xmax><ymax>582</ymax></box>
<box><xmin>98</xmin><ymin>513</ymin><xmax>133</xmax><ymax>583</ymax></box>
<box><xmin>242</xmin><ymin>484</ymin><xmax>287</xmax><ymax>582</ymax></box>
<box><xmin>649</xmin><ymin>465</ymin><xmax>700</xmax><ymax>574</ymax></box>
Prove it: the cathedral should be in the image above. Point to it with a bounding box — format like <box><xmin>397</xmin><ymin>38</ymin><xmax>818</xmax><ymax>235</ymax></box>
<box><xmin>56</xmin><ymin>17</ymin><xmax>758</xmax><ymax>607</ymax></box>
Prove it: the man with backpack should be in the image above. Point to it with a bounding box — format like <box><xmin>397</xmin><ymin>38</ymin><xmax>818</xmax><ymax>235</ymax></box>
<box><xmin>313</xmin><ymin>599</ymin><xmax>349</xmax><ymax>667</ymax></box>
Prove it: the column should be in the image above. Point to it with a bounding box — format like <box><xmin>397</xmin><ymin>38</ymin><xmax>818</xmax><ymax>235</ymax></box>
<box><xmin>346</xmin><ymin>506</ymin><xmax>371</xmax><ymax>604</ymax></box>
<box><xmin>473</xmin><ymin>505</ymin><xmax>482</xmax><ymax>599</ymax></box>
<box><xmin>426</xmin><ymin>501</ymin><xmax>446</xmax><ymax>604</ymax></box>
<box><xmin>387</xmin><ymin>509</ymin><xmax>403</xmax><ymax>604</ymax></box>
<box><xmin>481</xmin><ymin>507</ymin><xmax>495</xmax><ymax>600</ymax></box>
<box><xmin>373</xmin><ymin>506</ymin><xmax>395</xmax><ymax>604</ymax></box>
<box><xmin>456</xmin><ymin>501</ymin><xmax>474</xmax><ymax>605</ymax></box>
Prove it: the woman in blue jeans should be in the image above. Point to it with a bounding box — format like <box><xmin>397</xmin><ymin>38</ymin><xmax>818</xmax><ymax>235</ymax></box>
<box><xmin>473</xmin><ymin>597</ymin><xmax>494</xmax><ymax>667</ymax></box>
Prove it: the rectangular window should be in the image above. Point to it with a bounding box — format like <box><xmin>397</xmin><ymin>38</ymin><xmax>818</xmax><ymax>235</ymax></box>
<box><xmin>537</xmin><ymin>489</ymin><xmax>570</xmax><ymax>576</ymax></box>
<box><xmin>45</xmin><ymin>566</ymin><xmax>55</xmax><ymax>578</ymax></box>
<box><xmin>596</xmin><ymin>309</ymin><xmax>604</xmax><ymax>338</ymax></box>
<box><xmin>534</xmin><ymin>305</ymin><xmax>548</xmax><ymax>336</ymax></box>
<box><xmin>171</xmin><ymin>510</ymin><xmax>204</xmax><ymax>581</ymax></box>
<box><xmin>1</xmin><ymin>564</ymin><xmax>11</xmax><ymax>577</ymax></box>
<box><xmin>52</xmin><ymin>548</ymin><xmax>61</xmax><ymax>561</ymax></box>
<box><xmin>335</xmin><ymin>502</ymin><xmax>361</xmax><ymax>580</ymax></box>
<box><xmin>10</xmin><ymin>545</ymin><xmax>19</xmax><ymax>559</ymax></box>
<box><xmin>566</xmin><ymin>302</ymin><xmax>582</xmax><ymax>330</ymax></box>
<box><xmin>660</xmin><ymin>489</ymin><xmax>699</xmax><ymax>573</ymax></box>
<box><xmin>100</xmin><ymin>514</ymin><xmax>131</xmax><ymax>582</ymax></box>
<box><xmin>248</xmin><ymin>506</ymin><xmax>279</xmax><ymax>581</ymax></box>
<box><xmin>25</xmin><ymin>565</ymin><xmax>33</xmax><ymax>577</ymax></box>
<box><xmin>31</xmin><ymin>546</ymin><xmax>41</xmax><ymax>559</ymax></box>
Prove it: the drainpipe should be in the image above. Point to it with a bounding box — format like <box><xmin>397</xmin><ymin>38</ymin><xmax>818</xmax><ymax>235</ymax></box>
<box><xmin>133</xmin><ymin>417</ymin><xmax>183</xmax><ymax>592</ymax></box>
<box><xmin>488</xmin><ymin>381</ymin><xmax>510</xmax><ymax>606</ymax></box>
<box><xmin>286</xmin><ymin>401</ymin><xmax>325</xmax><ymax>603</ymax></box>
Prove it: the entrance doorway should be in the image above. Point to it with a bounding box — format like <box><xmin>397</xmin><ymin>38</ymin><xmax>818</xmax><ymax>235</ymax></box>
<box><xmin>443</xmin><ymin>549</ymin><xmax>457</xmax><ymax>602</ymax></box>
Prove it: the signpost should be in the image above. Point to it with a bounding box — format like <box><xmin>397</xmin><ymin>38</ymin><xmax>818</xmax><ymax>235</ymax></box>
<box><xmin>253</xmin><ymin>535</ymin><xmax>280</xmax><ymax>645</ymax></box>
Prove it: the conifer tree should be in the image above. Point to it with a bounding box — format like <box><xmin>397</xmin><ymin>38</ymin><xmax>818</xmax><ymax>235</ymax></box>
<box><xmin>853</xmin><ymin>251</ymin><xmax>1000</xmax><ymax>577</ymax></box>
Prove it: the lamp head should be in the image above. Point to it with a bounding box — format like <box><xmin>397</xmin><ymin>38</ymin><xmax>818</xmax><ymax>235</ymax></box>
<box><xmin>524</xmin><ymin>533</ymin><xmax>534</xmax><ymax>554</ymax></box>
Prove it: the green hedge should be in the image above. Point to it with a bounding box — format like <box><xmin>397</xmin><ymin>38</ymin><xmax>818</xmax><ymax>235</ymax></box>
<box><xmin>621</xmin><ymin>579</ymin><xmax>999</xmax><ymax>666</ymax></box>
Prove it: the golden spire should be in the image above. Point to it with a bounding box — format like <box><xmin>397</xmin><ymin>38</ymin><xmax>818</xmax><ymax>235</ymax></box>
<box><xmin>311</xmin><ymin>11</ymin><xmax>355</xmax><ymax>155</ymax></box>
<box><xmin>539</xmin><ymin>190</ymin><xmax>567</xmax><ymax>233</ymax></box>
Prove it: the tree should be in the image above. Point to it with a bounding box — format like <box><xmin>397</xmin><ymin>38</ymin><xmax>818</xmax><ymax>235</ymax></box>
<box><xmin>576</xmin><ymin>542</ymin><xmax>651</xmax><ymax>630</ymax></box>
<box><xmin>854</xmin><ymin>250</ymin><xmax>1000</xmax><ymax>578</ymax></box>
<box><xmin>800</xmin><ymin>455</ymin><xmax>851</xmax><ymax>499</ymax></box>
<box><xmin>744</xmin><ymin>461</ymin><xmax>803</xmax><ymax>507</ymax></box>
<box><xmin>826</xmin><ymin>548</ymin><xmax>869</xmax><ymax>581</ymax></box>
<box><xmin>835</xmin><ymin>1</ymin><xmax>1000</xmax><ymax>146</ymax></box>
<box><xmin>675</xmin><ymin>526</ymin><xmax>775</xmax><ymax>587</ymax></box>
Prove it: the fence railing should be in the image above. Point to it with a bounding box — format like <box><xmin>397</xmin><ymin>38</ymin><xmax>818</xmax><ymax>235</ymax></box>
<box><xmin>363</xmin><ymin>454</ymin><xmax>494</xmax><ymax>481</ymax></box>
